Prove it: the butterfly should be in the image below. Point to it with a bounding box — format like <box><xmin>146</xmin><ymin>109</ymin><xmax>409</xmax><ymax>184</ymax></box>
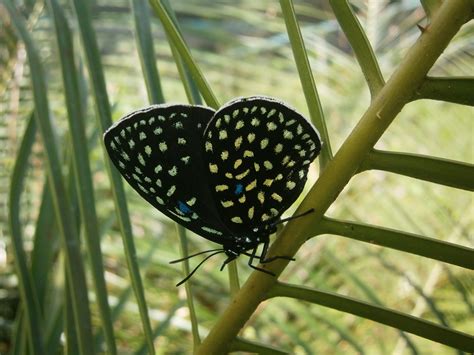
<box><xmin>104</xmin><ymin>96</ymin><xmax>322</xmax><ymax>285</ymax></box>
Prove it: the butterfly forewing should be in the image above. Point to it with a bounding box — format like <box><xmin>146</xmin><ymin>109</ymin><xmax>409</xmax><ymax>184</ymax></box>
<box><xmin>104</xmin><ymin>104</ymin><xmax>232</xmax><ymax>243</ymax></box>
<box><xmin>203</xmin><ymin>96</ymin><xmax>322</xmax><ymax>234</ymax></box>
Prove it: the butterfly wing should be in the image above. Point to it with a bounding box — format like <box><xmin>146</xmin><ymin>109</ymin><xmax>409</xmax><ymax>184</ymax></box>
<box><xmin>203</xmin><ymin>96</ymin><xmax>322</xmax><ymax>234</ymax></box>
<box><xmin>104</xmin><ymin>104</ymin><xmax>233</xmax><ymax>243</ymax></box>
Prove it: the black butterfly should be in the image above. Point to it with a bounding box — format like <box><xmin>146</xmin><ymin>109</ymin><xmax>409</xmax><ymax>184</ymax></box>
<box><xmin>104</xmin><ymin>96</ymin><xmax>322</xmax><ymax>285</ymax></box>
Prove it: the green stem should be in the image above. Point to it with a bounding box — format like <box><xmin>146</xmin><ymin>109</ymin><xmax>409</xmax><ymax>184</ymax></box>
<box><xmin>230</xmin><ymin>337</ymin><xmax>289</xmax><ymax>354</ymax></box>
<box><xmin>268</xmin><ymin>282</ymin><xmax>474</xmax><ymax>352</ymax></box>
<box><xmin>280</xmin><ymin>0</ymin><xmax>332</xmax><ymax>166</ymax></box>
<box><xmin>176</xmin><ymin>225</ymin><xmax>201</xmax><ymax>348</ymax></box>
<box><xmin>329</xmin><ymin>0</ymin><xmax>385</xmax><ymax>97</ymax></box>
<box><xmin>8</xmin><ymin>113</ymin><xmax>45</xmax><ymax>354</ymax></box>
<box><xmin>413</xmin><ymin>76</ymin><xmax>474</xmax><ymax>106</ymax></box>
<box><xmin>227</xmin><ymin>261</ymin><xmax>241</xmax><ymax>296</ymax></box>
<box><xmin>360</xmin><ymin>149</ymin><xmax>474</xmax><ymax>191</ymax></box>
<box><xmin>149</xmin><ymin>0</ymin><xmax>219</xmax><ymax>109</ymax></box>
<box><xmin>131</xmin><ymin>0</ymin><xmax>165</xmax><ymax>104</ymax></box>
<box><xmin>315</xmin><ymin>217</ymin><xmax>474</xmax><ymax>269</ymax></box>
<box><xmin>161</xmin><ymin>0</ymin><xmax>204</xmax><ymax>105</ymax></box>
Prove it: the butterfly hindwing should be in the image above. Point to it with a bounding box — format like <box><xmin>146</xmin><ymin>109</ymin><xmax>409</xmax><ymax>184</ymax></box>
<box><xmin>202</xmin><ymin>96</ymin><xmax>322</xmax><ymax>235</ymax></box>
<box><xmin>104</xmin><ymin>104</ymin><xmax>233</xmax><ymax>243</ymax></box>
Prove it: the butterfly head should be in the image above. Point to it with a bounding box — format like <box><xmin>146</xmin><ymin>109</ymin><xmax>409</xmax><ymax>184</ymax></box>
<box><xmin>221</xmin><ymin>224</ymin><xmax>275</xmax><ymax>262</ymax></box>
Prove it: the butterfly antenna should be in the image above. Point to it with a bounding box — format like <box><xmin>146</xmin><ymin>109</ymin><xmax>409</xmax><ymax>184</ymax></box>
<box><xmin>170</xmin><ymin>248</ymin><xmax>224</xmax><ymax>264</ymax></box>
<box><xmin>175</xmin><ymin>250</ymin><xmax>225</xmax><ymax>287</ymax></box>
<box><xmin>274</xmin><ymin>208</ymin><xmax>314</xmax><ymax>227</ymax></box>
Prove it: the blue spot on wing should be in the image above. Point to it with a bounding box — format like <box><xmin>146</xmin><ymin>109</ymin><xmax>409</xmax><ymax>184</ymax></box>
<box><xmin>234</xmin><ymin>183</ymin><xmax>243</xmax><ymax>195</ymax></box>
<box><xmin>178</xmin><ymin>201</ymin><xmax>192</xmax><ymax>214</ymax></box>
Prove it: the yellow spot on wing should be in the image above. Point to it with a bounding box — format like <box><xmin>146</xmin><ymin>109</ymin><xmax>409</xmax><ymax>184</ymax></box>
<box><xmin>263</xmin><ymin>161</ymin><xmax>273</xmax><ymax>170</ymax></box>
<box><xmin>264</xmin><ymin>179</ymin><xmax>273</xmax><ymax>186</ymax></box>
<box><xmin>234</xmin><ymin>159</ymin><xmax>242</xmax><ymax>169</ymax></box>
<box><xmin>209</xmin><ymin>163</ymin><xmax>218</xmax><ymax>173</ymax></box>
<box><xmin>236</xmin><ymin>169</ymin><xmax>250</xmax><ymax>180</ymax></box>
<box><xmin>245</xmin><ymin>179</ymin><xmax>257</xmax><ymax>191</ymax></box>
<box><xmin>278</xmin><ymin>112</ymin><xmax>284</xmax><ymax>123</ymax></box>
<box><xmin>248</xmin><ymin>207</ymin><xmax>254</xmax><ymax>219</ymax></box>
<box><xmin>271</xmin><ymin>193</ymin><xmax>282</xmax><ymax>202</ymax></box>
<box><xmin>221</xmin><ymin>200</ymin><xmax>234</xmax><ymax>208</ymax></box>
<box><xmin>219</xmin><ymin>130</ymin><xmax>228</xmax><ymax>140</ymax></box>
<box><xmin>286</xmin><ymin>181</ymin><xmax>296</xmax><ymax>190</ymax></box>
<box><xmin>231</xmin><ymin>216</ymin><xmax>243</xmax><ymax>224</ymax></box>
<box><xmin>121</xmin><ymin>152</ymin><xmax>130</xmax><ymax>161</ymax></box>
<box><xmin>215</xmin><ymin>185</ymin><xmax>229</xmax><ymax>192</ymax></box>
<box><xmin>138</xmin><ymin>154</ymin><xmax>145</xmax><ymax>166</ymax></box>
<box><xmin>267</xmin><ymin>122</ymin><xmax>277</xmax><ymax>131</ymax></box>
<box><xmin>202</xmin><ymin>226</ymin><xmax>222</xmax><ymax>235</ymax></box>
<box><xmin>297</xmin><ymin>124</ymin><xmax>303</xmax><ymax>135</ymax></box>
<box><xmin>167</xmin><ymin>185</ymin><xmax>176</xmax><ymax>197</ymax></box>
<box><xmin>234</xmin><ymin>136</ymin><xmax>243</xmax><ymax>149</ymax></box>
<box><xmin>168</xmin><ymin>166</ymin><xmax>178</xmax><ymax>176</ymax></box>
<box><xmin>251</xmin><ymin>117</ymin><xmax>260</xmax><ymax>126</ymax></box>
<box><xmin>283</xmin><ymin>130</ymin><xmax>294</xmax><ymax>139</ymax></box>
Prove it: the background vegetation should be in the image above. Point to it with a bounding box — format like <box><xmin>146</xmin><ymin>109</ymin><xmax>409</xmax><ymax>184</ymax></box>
<box><xmin>0</xmin><ymin>0</ymin><xmax>472</xmax><ymax>354</ymax></box>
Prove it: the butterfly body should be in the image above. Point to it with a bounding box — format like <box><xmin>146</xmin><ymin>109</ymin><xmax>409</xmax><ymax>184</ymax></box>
<box><xmin>104</xmin><ymin>96</ymin><xmax>322</xmax><ymax>279</ymax></box>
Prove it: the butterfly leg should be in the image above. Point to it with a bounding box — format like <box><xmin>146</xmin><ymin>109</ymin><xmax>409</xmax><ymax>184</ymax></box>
<box><xmin>247</xmin><ymin>246</ymin><xmax>275</xmax><ymax>276</ymax></box>
<box><xmin>244</xmin><ymin>239</ymin><xmax>295</xmax><ymax>276</ymax></box>
<box><xmin>258</xmin><ymin>238</ymin><xmax>295</xmax><ymax>264</ymax></box>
